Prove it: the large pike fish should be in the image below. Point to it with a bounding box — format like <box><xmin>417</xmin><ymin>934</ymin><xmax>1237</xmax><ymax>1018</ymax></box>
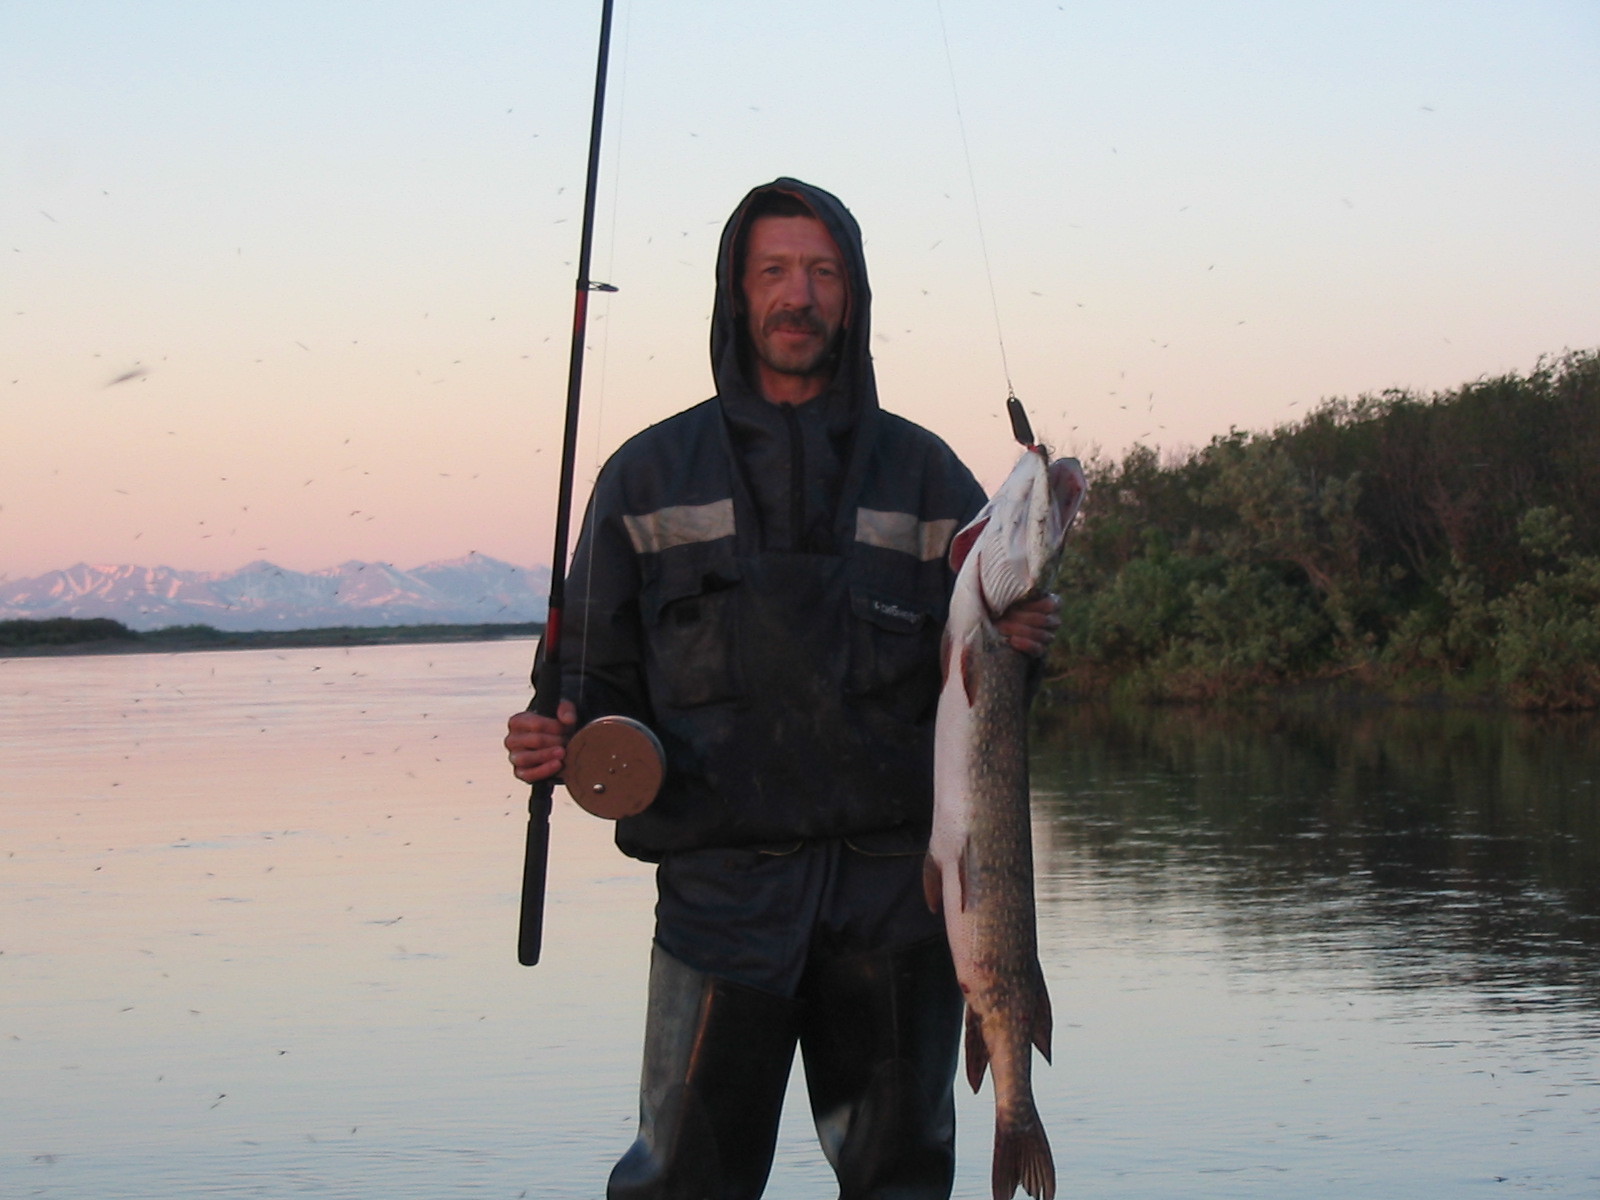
<box><xmin>925</xmin><ymin>440</ymin><xmax>1086</xmax><ymax>1200</ymax></box>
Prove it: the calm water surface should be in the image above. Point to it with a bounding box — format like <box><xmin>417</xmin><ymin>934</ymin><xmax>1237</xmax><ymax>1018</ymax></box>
<box><xmin>4</xmin><ymin>642</ymin><xmax>1599</xmax><ymax>1197</ymax></box>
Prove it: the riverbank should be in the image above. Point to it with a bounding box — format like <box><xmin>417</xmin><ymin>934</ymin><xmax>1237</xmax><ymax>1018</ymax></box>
<box><xmin>1051</xmin><ymin>351</ymin><xmax>1600</xmax><ymax>713</ymax></box>
<box><xmin>0</xmin><ymin>619</ymin><xmax>539</xmax><ymax>658</ymax></box>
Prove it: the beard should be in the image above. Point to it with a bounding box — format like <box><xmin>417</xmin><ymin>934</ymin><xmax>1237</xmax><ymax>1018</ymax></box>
<box><xmin>750</xmin><ymin>309</ymin><xmax>840</xmax><ymax>378</ymax></box>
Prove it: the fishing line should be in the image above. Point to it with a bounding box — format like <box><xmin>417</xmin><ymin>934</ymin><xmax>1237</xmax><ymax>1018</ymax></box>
<box><xmin>934</xmin><ymin>0</ymin><xmax>1016</xmax><ymax>402</ymax></box>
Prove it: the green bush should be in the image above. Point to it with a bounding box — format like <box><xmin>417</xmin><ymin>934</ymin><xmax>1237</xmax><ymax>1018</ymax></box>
<box><xmin>1044</xmin><ymin>350</ymin><xmax>1600</xmax><ymax>709</ymax></box>
<box><xmin>1487</xmin><ymin>509</ymin><xmax>1600</xmax><ymax>709</ymax></box>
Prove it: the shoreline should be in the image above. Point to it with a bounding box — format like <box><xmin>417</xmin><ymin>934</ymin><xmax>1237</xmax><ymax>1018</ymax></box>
<box><xmin>1</xmin><ymin>622</ymin><xmax>541</xmax><ymax>659</ymax></box>
<box><xmin>9</xmin><ymin>621</ymin><xmax>1595</xmax><ymax>716</ymax></box>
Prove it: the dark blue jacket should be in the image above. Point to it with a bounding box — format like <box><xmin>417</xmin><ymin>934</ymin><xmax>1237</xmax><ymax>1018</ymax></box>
<box><xmin>559</xmin><ymin>179</ymin><xmax>985</xmax><ymax>861</ymax></box>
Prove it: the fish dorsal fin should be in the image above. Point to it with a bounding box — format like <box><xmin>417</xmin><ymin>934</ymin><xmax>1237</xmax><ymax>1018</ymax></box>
<box><xmin>1031</xmin><ymin>959</ymin><xmax>1054</xmax><ymax>1063</ymax></box>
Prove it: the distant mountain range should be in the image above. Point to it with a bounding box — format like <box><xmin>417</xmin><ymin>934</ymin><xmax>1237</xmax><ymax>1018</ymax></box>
<box><xmin>0</xmin><ymin>555</ymin><xmax>551</xmax><ymax>632</ymax></box>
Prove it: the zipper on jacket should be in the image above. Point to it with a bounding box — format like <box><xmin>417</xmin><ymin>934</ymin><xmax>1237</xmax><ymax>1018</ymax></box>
<box><xmin>782</xmin><ymin>403</ymin><xmax>805</xmax><ymax>551</ymax></box>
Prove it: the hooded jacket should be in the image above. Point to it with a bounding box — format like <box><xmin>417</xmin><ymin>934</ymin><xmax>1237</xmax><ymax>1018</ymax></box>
<box><xmin>560</xmin><ymin>178</ymin><xmax>985</xmax><ymax>861</ymax></box>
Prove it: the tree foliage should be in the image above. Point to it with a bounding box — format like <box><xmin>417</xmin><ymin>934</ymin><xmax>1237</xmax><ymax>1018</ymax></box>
<box><xmin>0</xmin><ymin>617</ymin><xmax>136</xmax><ymax>647</ymax></box>
<box><xmin>1049</xmin><ymin>351</ymin><xmax>1600</xmax><ymax>709</ymax></box>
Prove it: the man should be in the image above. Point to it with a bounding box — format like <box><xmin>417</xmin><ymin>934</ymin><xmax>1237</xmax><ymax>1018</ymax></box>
<box><xmin>506</xmin><ymin>178</ymin><xmax>1057</xmax><ymax>1199</ymax></box>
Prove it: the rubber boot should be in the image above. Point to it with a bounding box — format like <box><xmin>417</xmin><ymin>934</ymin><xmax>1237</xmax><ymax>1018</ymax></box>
<box><xmin>797</xmin><ymin>935</ymin><xmax>963</xmax><ymax>1199</ymax></box>
<box><xmin>607</xmin><ymin>945</ymin><xmax>802</xmax><ymax>1200</ymax></box>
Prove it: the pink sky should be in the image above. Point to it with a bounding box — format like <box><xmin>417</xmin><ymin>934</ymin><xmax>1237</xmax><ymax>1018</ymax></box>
<box><xmin>5</xmin><ymin>1</ymin><xmax>1596</xmax><ymax>579</ymax></box>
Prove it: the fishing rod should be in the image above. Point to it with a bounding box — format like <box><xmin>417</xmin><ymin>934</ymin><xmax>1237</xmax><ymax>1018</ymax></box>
<box><xmin>519</xmin><ymin>0</ymin><xmax>616</xmax><ymax>967</ymax></box>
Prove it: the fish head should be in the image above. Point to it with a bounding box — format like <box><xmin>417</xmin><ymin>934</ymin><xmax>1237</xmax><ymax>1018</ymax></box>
<box><xmin>1043</xmin><ymin>455</ymin><xmax>1087</xmax><ymax>554</ymax></box>
<box><xmin>951</xmin><ymin>447</ymin><xmax>1087</xmax><ymax>621</ymax></box>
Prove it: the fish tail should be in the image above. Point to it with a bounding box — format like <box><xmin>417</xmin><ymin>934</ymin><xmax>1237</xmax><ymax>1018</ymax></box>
<box><xmin>991</xmin><ymin>1108</ymin><xmax>1055</xmax><ymax>1200</ymax></box>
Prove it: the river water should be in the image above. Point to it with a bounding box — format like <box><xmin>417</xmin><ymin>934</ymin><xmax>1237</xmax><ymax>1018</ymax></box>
<box><xmin>4</xmin><ymin>641</ymin><xmax>1598</xmax><ymax>1198</ymax></box>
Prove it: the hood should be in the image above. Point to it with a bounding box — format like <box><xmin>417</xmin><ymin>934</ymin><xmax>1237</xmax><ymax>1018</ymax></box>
<box><xmin>709</xmin><ymin>177</ymin><xmax>877</xmax><ymax>415</ymax></box>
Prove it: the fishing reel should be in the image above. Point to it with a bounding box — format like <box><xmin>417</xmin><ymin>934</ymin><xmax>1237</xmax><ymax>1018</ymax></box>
<box><xmin>563</xmin><ymin>715</ymin><xmax>665</xmax><ymax>820</ymax></box>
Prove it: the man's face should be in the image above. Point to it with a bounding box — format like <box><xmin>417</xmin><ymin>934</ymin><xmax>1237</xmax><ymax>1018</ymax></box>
<box><xmin>740</xmin><ymin>214</ymin><xmax>848</xmax><ymax>402</ymax></box>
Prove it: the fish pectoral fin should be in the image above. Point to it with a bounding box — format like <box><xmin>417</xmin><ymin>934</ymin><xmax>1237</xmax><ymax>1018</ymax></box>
<box><xmin>963</xmin><ymin>1005</ymin><xmax>989</xmax><ymax>1093</ymax></box>
<box><xmin>949</xmin><ymin>513</ymin><xmax>990</xmax><ymax>573</ymax></box>
<box><xmin>921</xmin><ymin>854</ymin><xmax>943</xmax><ymax>915</ymax></box>
<box><xmin>976</xmin><ymin>540</ymin><xmax>1034</xmax><ymax>620</ymax></box>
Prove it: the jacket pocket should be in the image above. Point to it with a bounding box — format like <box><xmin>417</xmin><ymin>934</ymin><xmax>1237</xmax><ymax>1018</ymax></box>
<box><xmin>846</xmin><ymin>587</ymin><xmax>942</xmax><ymax>723</ymax></box>
<box><xmin>643</xmin><ymin>560</ymin><xmax>744</xmax><ymax>709</ymax></box>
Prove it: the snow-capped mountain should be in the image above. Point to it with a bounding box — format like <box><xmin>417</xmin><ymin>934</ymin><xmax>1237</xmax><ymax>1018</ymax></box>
<box><xmin>0</xmin><ymin>554</ymin><xmax>550</xmax><ymax>632</ymax></box>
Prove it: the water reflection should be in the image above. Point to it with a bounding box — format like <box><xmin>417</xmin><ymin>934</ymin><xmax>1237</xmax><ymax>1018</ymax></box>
<box><xmin>1023</xmin><ymin>704</ymin><xmax>1600</xmax><ymax>1198</ymax></box>
<box><xmin>1032</xmin><ymin>705</ymin><xmax>1600</xmax><ymax>1001</ymax></box>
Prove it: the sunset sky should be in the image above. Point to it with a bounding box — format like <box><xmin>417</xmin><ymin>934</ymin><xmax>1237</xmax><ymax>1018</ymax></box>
<box><xmin>4</xmin><ymin>1</ymin><xmax>1596</xmax><ymax>580</ymax></box>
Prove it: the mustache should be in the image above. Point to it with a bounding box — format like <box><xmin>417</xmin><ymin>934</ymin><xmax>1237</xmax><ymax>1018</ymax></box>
<box><xmin>763</xmin><ymin>310</ymin><xmax>828</xmax><ymax>337</ymax></box>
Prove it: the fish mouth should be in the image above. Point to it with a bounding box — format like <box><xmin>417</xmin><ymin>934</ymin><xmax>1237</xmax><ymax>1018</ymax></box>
<box><xmin>1045</xmin><ymin>458</ymin><xmax>1086</xmax><ymax>545</ymax></box>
